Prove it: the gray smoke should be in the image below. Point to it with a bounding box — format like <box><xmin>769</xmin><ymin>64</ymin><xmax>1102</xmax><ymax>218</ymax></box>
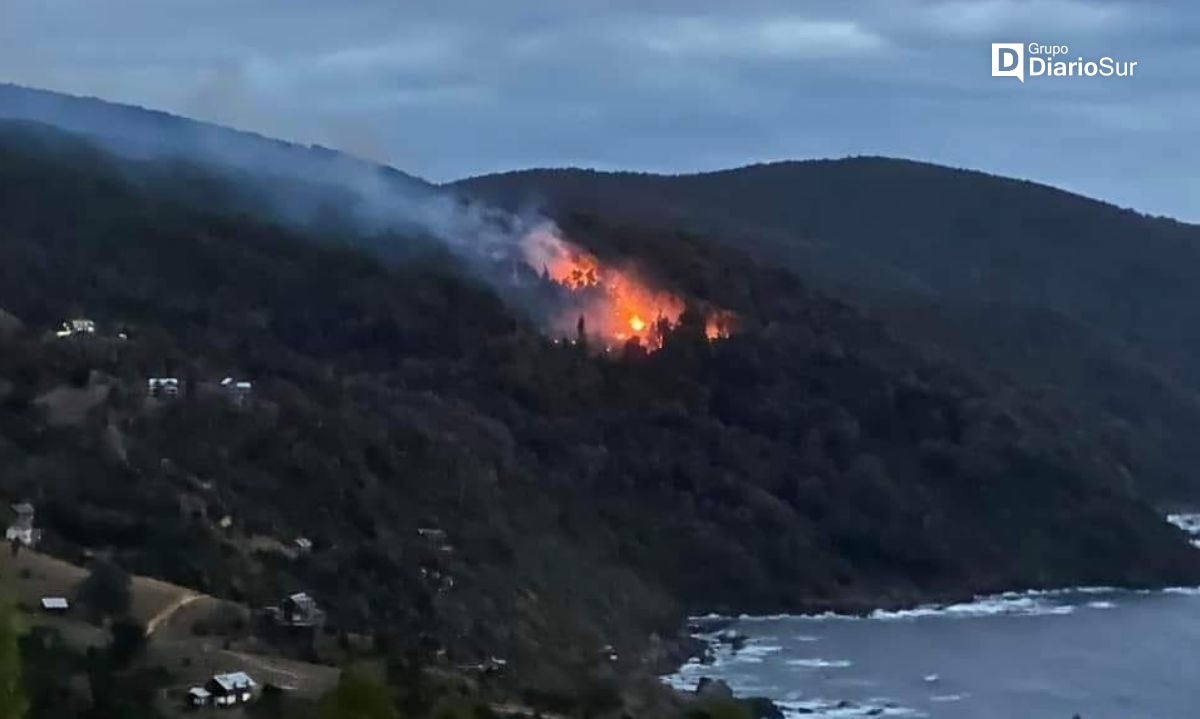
<box><xmin>0</xmin><ymin>82</ymin><xmax>554</xmax><ymax>272</ymax></box>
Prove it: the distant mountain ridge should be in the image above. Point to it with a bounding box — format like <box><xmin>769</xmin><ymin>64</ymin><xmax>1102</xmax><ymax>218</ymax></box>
<box><xmin>0</xmin><ymin>82</ymin><xmax>432</xmax><ymax>191</ymax></box>
<box><xmin>454</xmin><ymin>162</ymin><xmax>1200</xmax><ymax>500</ymax></box>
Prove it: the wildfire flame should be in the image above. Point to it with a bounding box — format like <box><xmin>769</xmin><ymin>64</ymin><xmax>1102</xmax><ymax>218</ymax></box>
<box><xmin>521</xmin><ymin>226</ymin><xmax>732</xmax><ymax>349</ymax></box>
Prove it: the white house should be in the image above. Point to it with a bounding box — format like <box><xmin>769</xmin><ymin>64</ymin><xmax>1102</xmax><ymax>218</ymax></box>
<box><xmin>207</xmin><ymin>671</ymin><xmax>256</xmax><ymax>706</ymax></box>
<box><xmin>219</xmin><ymin>377</ymin><xmax>253</xmax><ymax>405</ymax></box>
<box><xmin>147</xmin><ymin>377</ymin><xmax>181</xmax><ymax>398</ymax></box>
<box><xmin>5</xmin><ymin>502</ymin><xmax>41</xmax><ymax>547</ymax></box>
<box><xmin>55</xmin><ymin>318</ymin><xmax>96</xmax><ymax>338</ymax></box>
<box><xmin>278</xmin><ymin>591</ymin><xmax>325</xmax><ymax>627</ymax></box>
<box><xmin>187</xmin><ymin>687</ymin><xmax>212</xmax><ymax>707</ymax></box>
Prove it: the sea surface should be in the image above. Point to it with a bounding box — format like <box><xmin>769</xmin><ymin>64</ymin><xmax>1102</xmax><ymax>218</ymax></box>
<box><xmin>665</xmin><ymin>515</ymin><xmax>1200</xmax><ymax>719</ymax></box>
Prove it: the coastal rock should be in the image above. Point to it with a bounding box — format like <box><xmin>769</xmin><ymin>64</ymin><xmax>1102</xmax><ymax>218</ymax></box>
<box><xmin>744</xmin><ymin>696</ymin><xmax>784</xmax><ymax>719</ymax></box>
<box><xmin>716</xmin><ymin>629</ymin><xmax>748</xmax><ymax>652</ymax></box>
<box><xmin>694</xmin><ymin>677</ymin><xmax>734</xmax><ymax>701</ymax></box>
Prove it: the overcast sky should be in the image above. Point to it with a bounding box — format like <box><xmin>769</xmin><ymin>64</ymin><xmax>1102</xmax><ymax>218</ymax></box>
<box><xmin>1</xmin><ymin>0</ymin><xmax>1197</xmax><ymax>219</ymax></box>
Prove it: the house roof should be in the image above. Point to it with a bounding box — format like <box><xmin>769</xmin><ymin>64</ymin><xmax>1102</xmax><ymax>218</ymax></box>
<box><xmin>211</xmin><ymin>672</ymin><xmax>256</xmax><ymax>692</ymax></box>
<box><xmin>188</xmin><ymin>687</ymin><xmax>212</xmax><ymax>699</ymax></box>
<box><xmin>41</xmin><ymin>597</ymin><xmax>69</xmax><ymax>610</ymax></box>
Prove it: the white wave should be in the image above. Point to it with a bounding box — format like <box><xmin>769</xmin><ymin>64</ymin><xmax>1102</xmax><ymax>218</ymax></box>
<box><xmin>866</xmin><ymin>594</ymin><xmax>1076</xmax><ymax>620</ymax></box>
<box><xmin>786</xmin><ymin>658</ymin><xmax>853</xmax><ymax>669</ymax></box>
<box><xmin>740</xmin><ymin>643</ymin><xmax>784</xmax><ymax>656</ymax></box>
<box><xmin>1166</xmin><ymin>513</ymin><xmax>1200</xmax><ymax>535</ymax></box>
<box><xmin>996</xmin><ymin>586</ymin><xmax>1118</xmax><ymax>597</ymax></box>
<box><xmin>929</xmin><ymin>693</ymin><xmax>967</xmax><ymax>703</ymax></box>
<box><xmin>736</xmin><ymin>613</ymin><xmax>794</xmax><ymax>622</ymax></box>
<box><xmin>776</xmin><ymin>698</ymin><xmax>926</xmax><ymax>718</ymax></box>
<box><xmin>700</xmin><ymin>585</ymin><xmax>1159</xmax><ymax>624</ymax></box>
<box><xmin>794</xmin><ymin>634</ymin><xmax>821</xmax><ymax>642</ymax></box>
<box><xmin>661</xmin><ymin>674</ymin><xmax>699</xmax><ymax>692</ymax></box>
<box><xmin>684</xmin><ymin>583</ymin><xmax>1200</xmax><ymax>627</ymax></box>
<box><xmin>1087</xmin><ymin>600</ymin><xmax>1116</xmax><ymax>609</ymax></box>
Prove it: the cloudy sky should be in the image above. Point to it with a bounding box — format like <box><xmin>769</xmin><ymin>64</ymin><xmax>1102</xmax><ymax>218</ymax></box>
<box><xmin>1</xmin><ymin>0</ymin><xmax>1197</xmax><ymax>219</ymax></box>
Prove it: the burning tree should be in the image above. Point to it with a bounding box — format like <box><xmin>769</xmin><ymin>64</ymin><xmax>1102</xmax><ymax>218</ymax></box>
<box><xmin>520</xmin><ymin>225</ymin><xmax>732</xmax><ymax>350</ymax></box>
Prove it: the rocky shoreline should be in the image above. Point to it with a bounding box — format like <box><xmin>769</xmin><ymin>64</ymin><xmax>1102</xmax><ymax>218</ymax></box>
<box><xmin>658</xmin><ymin>578</ymin><xmax>1200</xmax><ymax>718</ymax></box>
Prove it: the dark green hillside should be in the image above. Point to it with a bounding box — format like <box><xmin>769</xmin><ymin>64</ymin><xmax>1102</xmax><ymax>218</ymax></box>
<box><xmin>1</xmin><ymin>121</ymin><xmax>1199</xmax><ymax>712</ymax></box>
<box><xmin>454</xmin><ymin>161</ymin><xmax>1200</xmax><ymax>499</ymax></box>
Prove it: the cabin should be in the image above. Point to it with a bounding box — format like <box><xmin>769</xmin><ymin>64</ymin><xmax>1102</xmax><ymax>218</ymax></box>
<box><xmin>294</xmin><ymin>536</ymin><xmax>313</xmax><ymax>554</ymax></box>
<box><xmin>205</xmin><ymin>671</ymin><xmax>256</xmax><ymax>706</ymax></box>
<box><xmin>219</xmin><ymin>377</ymin><xmax>253</xmax><ymax>405</ymax></box>
<box><xmin>460</xmin><ymin>656</ymin><xmax>508</xmax><ymax>675</ymax></box>
<box><xmin>5</xmin><ymin>502</ymin><xmax>42</xmax><ymax>547</ymax></box>
<box><xmin>416</xmin><ymin>527</ymin><xmax>454</xmax><ymax>553</ymax></box>
<box><xmin>147</xmin><ymin>377</ymin><xmax>181</xmax><ymax>399</ymax></box>
<box><xmin>186</xmin><ymin>687</ymin><xmax>212</xmax><ymax>707</ymax></box>
<box><xmin>278</xmin><ymin>591</ymin><xmax>325</xmax><ymax>627</ymax></box>
<box><xmin>416</xmin><ymin>527</ymin><xmax>446</xmax><ymax>542</ymax></box>
<box><xmin>55</xmin><ymin>318</ymin><xmax>96</xmax><ymax>338</ymax></box>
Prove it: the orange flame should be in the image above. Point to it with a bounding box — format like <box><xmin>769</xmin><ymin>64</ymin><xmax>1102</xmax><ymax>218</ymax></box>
<box><xmin>705</xmin><ymin>310</ymin><xmax>736</xmax><ymax>341</ymax></box>
<box><xmin>522</xmin><ymin>226</ymin><xmax>732</xmax><ymax>350</ymax></box>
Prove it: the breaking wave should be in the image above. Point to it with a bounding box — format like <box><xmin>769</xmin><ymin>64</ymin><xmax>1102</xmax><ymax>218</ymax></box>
<box><xmin>785</xmin><ymin>658</ymin><xmax>853</xmax><ymax>669</ymax></box>
<box><xmin>776</xmin><ymin>698</ymin><xmax>926</xmax><ymax>718</ymax></box>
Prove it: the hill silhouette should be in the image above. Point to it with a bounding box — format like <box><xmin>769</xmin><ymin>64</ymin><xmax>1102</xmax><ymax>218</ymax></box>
<box><xmin>455</xmin><ymin>161</ymin><xmax>1200</xmax><ymax>499</ymax></box>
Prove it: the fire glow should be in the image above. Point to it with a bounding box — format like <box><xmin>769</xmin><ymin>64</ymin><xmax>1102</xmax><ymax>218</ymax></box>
<box><xmin>521</xmin><ymin>227</ymin><xmax>732</xmax><ymax>349</ymax></box>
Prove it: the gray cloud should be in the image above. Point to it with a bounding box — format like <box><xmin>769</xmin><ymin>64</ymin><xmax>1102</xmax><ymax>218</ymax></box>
<box><xmin>0</xmin><ymin>0</ymin><xmax>1196</xmax><ymax>219</ymax></box>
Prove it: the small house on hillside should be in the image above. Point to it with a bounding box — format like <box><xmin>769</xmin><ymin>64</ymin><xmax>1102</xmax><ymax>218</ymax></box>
<box><xmin>460</xmin><ymin>656</ymin><xmax>508</xmax><ymax>676</ymax></box>
<box><xmin>279</xmin><ymin>591</ymin><xmax>325</xmax><ymax>627</ymax></box>
<box><xmin>188</xmin><ymin>671</ymin><xmax>256</xmax><ymax>707</ymax></box>
<box><xmin>147</xmin><ymin>377</ymin><xmax>181</xmax><ymax>399</ymax></box>
<box><xmin>5</xmin><ymin>502</ymin><xmax>42</xmax><ymax>547</ymax></box>
<box><xmin>186</xmin><ymin>687</ymin><xmax>212</xmax><ymax>707</ymax></box>
<box><xmin>416</xmin><ymin>527</ymin><xmax>454</xmax><ymax>552</ymax></box>
<box><xmin>416</xmin><ymin>527</ymin><xmax>446</xmax><ymax>542</ymax></box>
<box><xmin>264</xmin><ymin>591</ymin><xmax>325</xmax><ymax>628</ymax></box>
<box><xmin>219</xmin><ymin>377</ymin><xmax>253</xmax><ymax>406</ymax></box>
<box><xmin>55</xmin><ymin>318</ymin><xmax>96</xmax><ymax>338</ymax></box>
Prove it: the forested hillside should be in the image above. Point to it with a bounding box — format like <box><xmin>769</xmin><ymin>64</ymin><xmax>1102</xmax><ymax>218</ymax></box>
<box><xmin>1</xmin><ymin>108</ymin><xmax>1200</xmax><ymax>713</ymax></box>
<box><xmin>454</xmin><ymin>161</ymin><xmax>1200</xmax><ymax>500</ymax></box>
<box><xmin>2</xmin><ymin>119</ymin><xmax>1200</xmax><ymax>624</ymax></box>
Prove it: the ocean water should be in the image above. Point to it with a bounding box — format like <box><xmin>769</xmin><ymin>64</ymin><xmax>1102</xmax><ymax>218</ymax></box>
<box><xmin>666</xmin><ymin>586</ymin><xmax>1200</xmax><ymax>718</ymax></box>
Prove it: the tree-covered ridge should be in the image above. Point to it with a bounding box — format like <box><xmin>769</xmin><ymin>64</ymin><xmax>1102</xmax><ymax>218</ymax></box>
<box><xmin>0</xmin><ymin>121</ymin><xmax>1198</xmax><ymax>714</ymax></box>
<box><xmin>453</xmin><ymin>162</ymin><xmax>1200</xmax><ymax>500</ymax></box>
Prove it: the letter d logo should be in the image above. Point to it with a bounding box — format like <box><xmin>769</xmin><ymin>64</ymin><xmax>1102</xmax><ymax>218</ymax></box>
<box><xmin>992</xmin><ymin>43</ymin><xmax>1024</xmax><ymax>82</ymax></box>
